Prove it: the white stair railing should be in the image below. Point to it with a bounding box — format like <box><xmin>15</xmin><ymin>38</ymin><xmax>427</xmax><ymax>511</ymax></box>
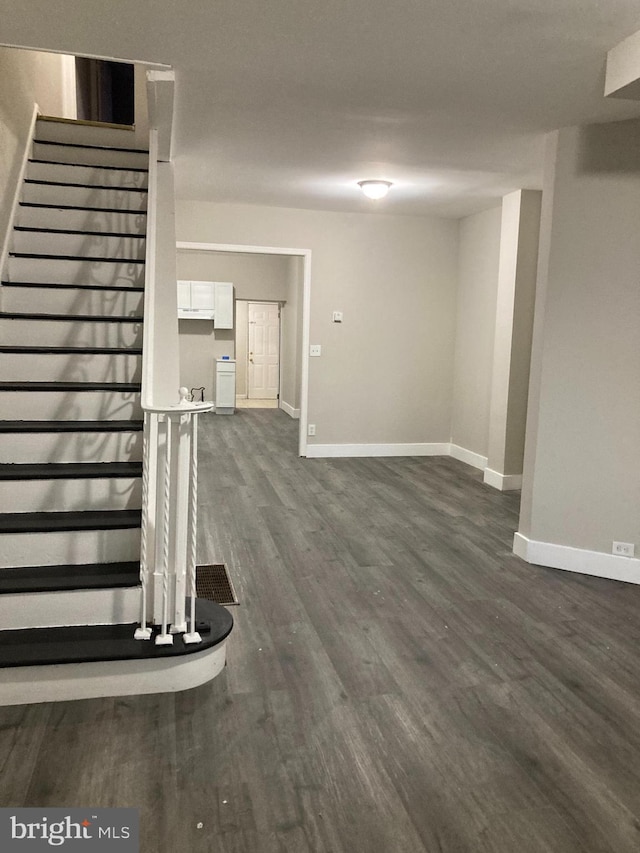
<box><xmin>135</xmin><ymin>70</ymin><xmax>214</xmax><ymax>645</ymax></box>
<box><xmin>135</xmin><ymin>392</ymin><xmax>213</xmax><ymax>645</ymax></box>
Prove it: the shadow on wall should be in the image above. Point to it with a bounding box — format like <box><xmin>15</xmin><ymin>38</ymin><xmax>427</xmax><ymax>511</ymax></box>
<box><xmin>578</xmin><ymin>118</ymin><xmax>640</xmax><ymax>174</ymax></box>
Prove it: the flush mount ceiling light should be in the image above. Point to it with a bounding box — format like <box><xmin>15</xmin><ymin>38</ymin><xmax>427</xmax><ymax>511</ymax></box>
<box><xmin>358</xmin><ymin>179</ymin><xmax>393</xmax><ymax>200</ymax></box>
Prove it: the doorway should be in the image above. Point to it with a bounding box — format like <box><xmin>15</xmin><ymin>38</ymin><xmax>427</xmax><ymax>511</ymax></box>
<box><xmin>240</xmin><ymin>301</ymin><xmax>281</xmax><ymax>405</ymax></box>
<box><xmin>75</xmin><ymin>58</ymin><xmax>135</xmax><ymax>125</ymax></box>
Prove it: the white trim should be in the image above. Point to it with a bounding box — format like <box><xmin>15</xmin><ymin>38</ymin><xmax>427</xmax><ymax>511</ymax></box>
<box><xmin>280</xmin><ymin>400</ymin><xmax>300</xmax><ymax>419</ymax></box>
<box><xmin>513</xmin><ymin>533</ymin><xmax>640</xmax><ymax>585</ymax></box>
<box><xmin>60</xmin><ymin>54</ymin><xmax>77</xmax><ymax>120</ymax></box>
<box><xmin>306</xmin><ymin>442</ymin><xmax>451</xmax><ymax>458</ymax></box>
<box><xmin>177</xmin><ymin>241</ymin><xmax>311</xmax><ymax>457</ymax></box>
<box><xmin>0</xmin><ymin>640</ymin><xmax>227</xmax><ymax>706</ymax></box>
<box><xmin>0</xmin><ymin>102</ymin><xmax>38</xmax><ymax>282</ymax></box>
<box><xmin>449</xmin><ymin>444</ymin><xmax>487</xmax><ymax>470</ymax></box>
<box><xmin>483</xmin><ymin>468</ymin><xmax>523</xmax><ymax>491</ymax></box>
<box><xmin>0</xmin><ymin>41</ymin><xmax>172</xmax><ymax>69</ymax></box>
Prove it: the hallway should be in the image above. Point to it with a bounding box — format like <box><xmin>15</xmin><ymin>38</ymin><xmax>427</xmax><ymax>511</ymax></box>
<box><xmin>1</xmin><ymin>408</ymin><xmax>640</xmax><ymax>852</ymax></box>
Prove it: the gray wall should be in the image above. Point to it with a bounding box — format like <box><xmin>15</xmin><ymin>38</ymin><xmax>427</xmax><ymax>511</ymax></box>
<box><xmin>450</xmin><ymin>206</ymin><xmax>501</xmax><ymax>457</ymax></box>
<box><xmin>0</xmin><ymin>47</ymin><xmax>68</xmax><ymax>265</ymax></box>
<box><xmin>519</xmin><ymin>119</ymin><xmax>640</xmax><ymax>553</ymax></box>
<box><xmin>175</xmin><ymin>202</ymin><xmax>459</xmax><ymax>446</ymax></box>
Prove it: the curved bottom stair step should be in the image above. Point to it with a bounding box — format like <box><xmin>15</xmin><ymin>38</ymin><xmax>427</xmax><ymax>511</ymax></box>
<box><xmin>0</xmin><ymin>599</ymin><xmax>234</xmax><ymax>706</ymax></box>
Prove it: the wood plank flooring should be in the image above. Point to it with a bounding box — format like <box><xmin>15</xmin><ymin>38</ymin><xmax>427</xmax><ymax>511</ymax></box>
<box><xmin>1</xmin><ymin>408</ymin><xmax>640</xmax><ymax>852</ymax></box>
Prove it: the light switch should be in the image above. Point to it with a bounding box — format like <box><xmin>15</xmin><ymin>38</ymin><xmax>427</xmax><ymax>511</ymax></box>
<box><xmin>332</xmin><ymin>311</ymin><xmax>343</xmax><ymax>323</ymax></box>
<box><xmin>310</xmin><ymin>344</ymin><xmax>322</xmax><ymax>357</ymax></box>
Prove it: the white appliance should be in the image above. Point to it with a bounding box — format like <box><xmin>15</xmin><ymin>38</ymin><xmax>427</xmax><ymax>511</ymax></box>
<box><xmin>215</xmin><ymin>359</ymin><xmax>236</xmax><ymax>414</ymax></box>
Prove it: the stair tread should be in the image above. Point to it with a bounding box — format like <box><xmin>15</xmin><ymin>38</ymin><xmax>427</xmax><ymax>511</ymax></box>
<box><xmin>19</xmin><ymin>202</ymin><xmax>148</xmax><ymax>215</ymax></box>
<box><xmin>0</xmin><ymin>312</ymin><xmax>143</xmax><ymax>322</ymax></box>
<box><xmin>0</xmin><ymin>381</ymin><xmax>141</xmax><ymax>391</ymax></box>
<box><xmin>29</xmin><ymin>159</ymin><xmax>148</xmax><ymax>174</ymax></box>
<box><xmin>0</xmin><ymin>345</ymin><xmax>142</xmax><ymax>354</ymax></box>
<box><xmin>0</xmin><ymin>420</ymin><xmax>143</xmax><ymax>432</ymax></box>
<box><xmin>0</xmin><ymin>561</ymin><xmax>140</xmax><ymax>593</ymax></box>
<box><xmin>0</xmin><ymin>508</ymin><xmax>141</xmax><ymax>533</ymax></box>
<box><xmin>0</xmin><ymin>599</ymin><xmax>232</xmax><ymax>668</ymax></box>
<box><xmin>14</xmin><ymin>226</ymin><xmax>146</xmax><ymax>238</ymax></box>
<box><xmin>34</xmin><ymin>138</ymin><xmax>149</xmax><ymax>155</ymax></box>
<box><xmin>10</xmin><ymin>252</ymin><xmax>144</xmax><ymax>264</ymax></box>
<box><xmin>0</xmin><ymin>462</ymin><xmax>142</xmax><ymax>480</ymax></box>
<box><xmin>1</xmin><ymin>281</ymin><xmax>144</xmax><ymax>292</ymax></box>
<box><xmin>25</xmin><ymin>179</ymin><xmax>148</xmax><ymax>193</ymax></box>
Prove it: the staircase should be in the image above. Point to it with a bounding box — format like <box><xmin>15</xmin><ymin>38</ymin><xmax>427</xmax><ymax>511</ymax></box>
<box><xmin>0</xmin><ymin>118</ymin><xmax>232</xmax><ymax>705</ymax></box>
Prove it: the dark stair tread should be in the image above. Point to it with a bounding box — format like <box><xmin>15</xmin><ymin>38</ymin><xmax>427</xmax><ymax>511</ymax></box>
<box><xmin>24</xmin><ymin>179</ymin><xmax>148</xmax><ymax>193</ymax></box>
<box><xmin>19</xmin><ymin>202</ymin><xmax>148</xmax><ymax>215</ymax></box>
<box><xmin>1</xmin><ymin>281</ymin><xmax>144</xmax><ymax>293</ymax></box>
<box><xmin>13</xmin><ymin>226</ymin><xmax>146</xmax><ymax>238</ymax></box>
<box><xmin>0</xmin><ymin>599</ymin><xmax>232</xmax><ymax>669</ymax></box>
<box><xmin>0</xmin><ymin>381</ymin><xmax>141</xmax><ymax>393</ymax></box>
<box><xmin>0</xmin><ymin>561</ymin><xmax>140</xmax><ymax>594</ymax></box>
<box><xmin>0</xmin><ymin>345</ymin><xmax>143</xmax><ymax>355</ymax></box>
<box><xmin>0</xmin><ymin>509</ymin><xmax>141</xmax><ymax>534</ymax></box>
<box><xmin>0</xmin><ymin>462</ymin><xmax>142</xmax><ymax>480</ymax></box>
<box><xmin>0</xmin><ymin>420</ymin><xmax>143</xmax><ymax>433</ymax></box>
<box><xmin>29</xmin><ymin>159</ymin><xmax>149</xmax><ymax>174</ymax></box>
<box><xmin>33</xmin><ymin>138</ymin><xmax>149</xmax><ymax>155</ymax></box>
<box><xmin>0</xmin><ymin>312</ymin><xmax>143</xmax><ymax>322</ymax></box>
<box><xmin>9</xmin><ymin>252</ymin><xmax>144</xmax><ymax>264</ymax></box>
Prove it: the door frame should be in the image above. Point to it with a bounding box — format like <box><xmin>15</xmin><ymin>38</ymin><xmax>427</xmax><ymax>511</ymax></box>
<box><xmin>176</xmin><ymin>241</ymin><xmax>311</xmax><ymax>457</ymax></box>
<box><xmin>238</xmin><ymin>299</ymin><xmax>283</xmax><ymax>400</ymax></box>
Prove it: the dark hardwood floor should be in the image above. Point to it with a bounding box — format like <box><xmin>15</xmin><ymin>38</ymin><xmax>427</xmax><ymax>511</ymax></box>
<box><xmin>1</xmin><ymin>408</ymin><xmax>640</xmax><ymax>852</ymax></box>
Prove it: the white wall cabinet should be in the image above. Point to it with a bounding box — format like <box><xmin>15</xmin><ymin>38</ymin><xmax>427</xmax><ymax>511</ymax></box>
<box><xmin>177</xmin><ymin>280</ymin><xmax>234</xmax><ymax>328</ymax></box>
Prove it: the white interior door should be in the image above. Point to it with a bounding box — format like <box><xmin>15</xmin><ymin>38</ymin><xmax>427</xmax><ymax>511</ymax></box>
<box><xmin>248</xmin><ymin>302</ymin><xmax>280</xmax><ymax>399</ymax></box>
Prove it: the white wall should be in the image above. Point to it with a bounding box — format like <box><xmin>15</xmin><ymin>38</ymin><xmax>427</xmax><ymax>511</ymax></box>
<box><xmin>450</xmin><ymin>206</ymin><xmax>501</xmax><ymax>458</ymax></box>
<box><xmin>175</xmin><ymin>202</ymin><xmax>459</xmax><ymax>447</ymax></box>
<box><xmin>519</xmin><ymin>119</ymin><xmax>640</xmax><ymax>558</ymax></box>
<box><xmin>0</xmin><ymin>47</ymin><xmax>68</xmax><ymax>261</ymax></box>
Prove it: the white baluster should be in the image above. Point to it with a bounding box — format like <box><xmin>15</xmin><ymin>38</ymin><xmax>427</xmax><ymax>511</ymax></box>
<box><xmin>184</xmin><ymin>412</ymin><xmax>202</xmax><ymax>644</ymax></box>
<box><xmin>155</xmin><ymin>414</ymin><xmax>174</xmax><ymax>646</ymax></box>
<box><xmin>134</xmin><ymin>412</ymin><xmax>153</xmax><ymax>640</ymax></box>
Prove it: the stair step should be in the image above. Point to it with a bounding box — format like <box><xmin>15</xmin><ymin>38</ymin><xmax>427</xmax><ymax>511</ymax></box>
<box><xmin>0</xmin><ymin>419</ymin><xmax>143</xmax><ymax>432</ymax></box>
<box><xmin>0</xmin><ymin>508</ymin><xmax>141</xmax><ymax>534</ymax></box>
<box><xmin>0</xmin><ymin>287</ymin><xmax>143</xmax><ymax>319</ymax></box>
<box><xmin>0</xmin><ymin>462</ymin><xmax>142</xmax><ymax>480</ymax></box>
<box><xmin>0</xmin><ymin>381</ymin><xmax>141</xmax><ymax>392</ymax></box>
<box><xmin>2</xmin><ymin>280</ymin><xmax>144</xmax><ymax>293</ymax></box>
<box><xmin>35</xmin><ymin>119</ymin><xmax>148</xmax><ymax>152</ymax></box>
<box><xmin>0</xmin><ymin>598</ymin><xmax>232</xmax><ymax>706</ymax></box>
<box><xmin>0</xmin><ymin>561</ymin><xmax>140</xmax><ymax>593</ymax></box>
<box><xmin>27</xmin><ymin>161</ymin><xmax>148</xmax><ymax>189</ymax></box>
<box><xmin>32</xmin><ymin>140</ymin><xmax>149</xmax><ymax>170</ymax></box>
<box><xmin>0</xmin><ymin>345</ymin><xmax>142</xmax><ymax>354</ymax></box>
<box><xmin>11</xmin><ymin>230</ymin><xmax>145</xmax><ymax>259</ymax></box>
<box><xmin>25</xmin><ymin>178</ymin><xmax>148</xmax><ymax>194</ymax></box>
<box><xmin>0</xmin><ymin>384</ymin><xmax>142</xmax><ymax>421</ymax></box>
<box><xmin>10</xmin><ymin>252</ymin><xmax>144</xmax><ymax>264</ymax></box>
<box><xmin>7</xmin><ymin>254</ymin><xmax>145</xmax><ymax>287</ymax></box>
<box><xmin>0</xmin><ymin>311</ymin><xmax>142</xmax><ymax>322</ymax></box>
<box><xmin>29</xmin><ymin>159</ymin><xmax>148</xmax><ymax>173</ymax></box>
<box><xmin>22</xmin><ymin>183</ymin><xmax>148</xmax><ymax>211</ymax></box>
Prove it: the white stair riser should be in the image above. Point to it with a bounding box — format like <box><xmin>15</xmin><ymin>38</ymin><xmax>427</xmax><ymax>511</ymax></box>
<box><xmin>0</xmin><ymin>431</ymin><xmax>142</xmax><ymax>464</ymax></box>
<box><xmin>0</xmin><ymin>477</ymin><xmax>141</xmax><ymax>513</ymax></box>
<box><xmin>0</xmin><ymin>318</ymin><xmax>142</xmax><ymax>348</ymax></box>
<box><xmin>17</xmin><ymin>205</ymin><xmax>147</xmax><ymax>235</ymax></box>
<box><xmin>35</xmin><ymin>120</ymin><xmax>142</xmax><ymax>149</ymax></box>
<box><xmin>12</xmin><ymin>231</ymin><xmax>146</xmax><ymax>259</ymax></box>
<box><xmin>0</xmin><ymin>352</ymin><xmax>141</xmax><ymax>383</ymax></box>
<box><xmin>22</xmin><ymin>183</ymin><xmax>148</xmax><ymax>211</ymax></box>
<box><xmin>0</xmin><ymin>642</ymin><xmax>227</xmax><ymax>706</ymax></box>
<box><xmin>28</xmin><ymin>161</ymin><xmax>147</xmax><ymax>189</ymax></box>
<box><xmin>0</xmin><ymin>390</ymin><xmax>142</xmax><ymax>421</ymax></box>
<box><xmin>8</xmin><ymin>256</ymin><xmax>144</xmax><ymax>287</ymax></box>
<box><xmin>32</xmin><ymin>140</ymin><xmax>148</xmax><ymax>170</ymax></box>
<box><xmin>0</xmin><ymin>526</ymin><xmax>140</xmax><ymax>568</ymax></box>
<box><xmin>0</xmin><ymin>476</ymin><xmax>141</xmax><ymax>513</ymax></box>
<box><xmin>2</xmin><ymin>286</ymin><xmax>143</xmax><ymax>317</ymax></box>
<box><xmin>0</xmin><ymin>586</ymin><xmax>140</xmax><ymax>629</ymax></box>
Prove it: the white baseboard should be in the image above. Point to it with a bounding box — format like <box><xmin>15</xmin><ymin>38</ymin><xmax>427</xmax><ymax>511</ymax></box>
<box><xmin>280</xmin><ymin>400</ymin><xmax>300</xmax><ymax>419</ymax></box>
<box><xmin>483</xmin><ymin>468</ymin><xmax>523</xmax><ymax>491</ymax></box>
<box><xmin>306</xmin><ymin>442</ymin><xmax>451</xmax><ymax>458</ymax></box>
<box><xmin>449</xmin><ymin>444</ymin><xmax>488</xmax><ymax>471</ymax></box>
<box><xmin>513</xmin><ymin>532</ymin><xmax>640</xmax><ymax>585</ymax></box>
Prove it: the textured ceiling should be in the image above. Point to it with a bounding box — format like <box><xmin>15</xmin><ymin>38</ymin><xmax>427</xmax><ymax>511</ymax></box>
<box><xmin>3</xmin><ymin>0</ymin><xmax>640</xmax><ymax>217</ymax></box>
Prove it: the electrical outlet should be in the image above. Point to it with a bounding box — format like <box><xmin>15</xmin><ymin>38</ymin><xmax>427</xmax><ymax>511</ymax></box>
<box><xmin>612</xmin><ymin>541</ymin><xmax>635</xmax><ymax>558</ymax></box>
<box><xmin>307</xmin><ymin>423</ymin><xmax>316</xmax><ymax>436</ymax></box>
<box><xmin>310</xmin><ymin>344</ymin><xmax>322</xmax><ymax>357</ymax></box>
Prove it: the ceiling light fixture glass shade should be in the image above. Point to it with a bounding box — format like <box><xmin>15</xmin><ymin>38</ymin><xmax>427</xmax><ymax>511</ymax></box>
<box><xmin>358</xmin><ymin>179</ymin><xmax>393</xmax><ymax>199</ymax></box>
